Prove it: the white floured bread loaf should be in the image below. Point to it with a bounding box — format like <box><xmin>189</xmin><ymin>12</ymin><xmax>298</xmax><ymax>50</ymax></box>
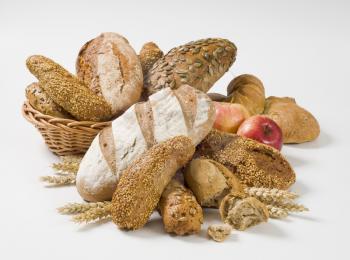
<box><xmin>76</xmin><ymin>32</ymin><xmax>143</xmax><ymax>116</ymax></box>
<box><xmin>76</xmin><ymin>85</ymin><xmax>215</xmax><ymax>202</ymax></box>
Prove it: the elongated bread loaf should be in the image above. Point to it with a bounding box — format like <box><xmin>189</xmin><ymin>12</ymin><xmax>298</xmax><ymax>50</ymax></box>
<box><xmin>111</xmin><ymin>136</ymin><xmax>195</xmax><ymax>230</ymax></box>
<box><xmin>76</xmin><ymin>85</ymin><xmax>215</xmax><ymax>202</ymax></box>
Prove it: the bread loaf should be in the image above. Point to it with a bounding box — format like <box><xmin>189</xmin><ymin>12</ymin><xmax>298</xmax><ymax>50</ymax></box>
<box><xmin>159</xmin><ymin>179</ymin><xmax>203</xmax><ymax>235</ymax></box>
<box><xmin>264</xmin><ymin>96</ymin><xmax>320</xmax><ymax>143</ymax></box>
<box><xmin>139</xmin><ymin>42</ymin><xmax>163</xmax><ymax>75</ymax></box>
<box><xmin>196</xmin><ymin>130</ymin><xmax>296</xmax><ymax>190</ymax></box>
<box><xmin>25</xmin><ymin>82</ymin><xmax>71</xmax><ymax>118</ymax></box>
<box><xmin>111</xmin><ymin>136</ymin><xmax>195</xmax><ymax>230</ymax></box>
<box><xmin>76</xmin><ymin>85</ymin><xmax>215</xmax><ymax>202</ymax></box>
<box><xmin>144</xmin><ymin>38</ymin><xmax>237</xmax><ymax>97</ymax></box>
<box><xmin>26</xmin><ymin>55</ymin><xmax>112</xmax><ymax>121</ymax></box>
<box><xmin>76</xmin><ymin>33</ymin><xmax>143</xmax><ymax>116</ymax></box>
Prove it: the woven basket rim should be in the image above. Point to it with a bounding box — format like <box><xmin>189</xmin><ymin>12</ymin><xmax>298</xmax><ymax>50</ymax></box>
<box><xmin>22</xmin><ymin>101</ymin><xmax>111</xmax><ymax>130</ymax></box>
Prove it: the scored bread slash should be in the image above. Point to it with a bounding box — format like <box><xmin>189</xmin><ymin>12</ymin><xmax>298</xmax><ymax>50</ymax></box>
<box><xmin>76</xmin><ymin>85</ymin><xmax>215</xmax><ymax>202</ymax></box>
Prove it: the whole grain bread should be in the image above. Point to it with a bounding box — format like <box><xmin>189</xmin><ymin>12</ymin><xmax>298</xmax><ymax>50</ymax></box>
<box><xmin>143</xmin><ymin>38</ymin><xmax>237</xmax><ymax>97</ymax></box>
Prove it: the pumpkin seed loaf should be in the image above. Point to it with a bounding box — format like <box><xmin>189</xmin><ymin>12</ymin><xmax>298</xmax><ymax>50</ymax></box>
<box><xmin>196</xmin><ymin>130</ymin><xmax>296</xmax><ymax>190</ymax></box>
<box><xmin>111</xmin><ymin>136</ymin><xmax>195</xmax><ymax>230</ymax></box>
<box><xmin>143</xmin><ymin>38</ymin><xmax>237</xmax><ymax>97</ymax></box>
<box><xmin>26</xmin><ymin>55</ymin><xmax>112</xmax><ymax>121</ymax></box>
<box><xmin>25</xmin><ymin>82</ymin><xmax>71</xmax><ymax>118</ymax></box>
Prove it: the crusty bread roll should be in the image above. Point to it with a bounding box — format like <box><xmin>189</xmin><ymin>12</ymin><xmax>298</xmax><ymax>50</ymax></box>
<box><xmin>76</xmin><ymin>85</ymin><xmax>215</xmax><ymax>202</ymax></box>
<box><xmin>196</xmin><ymin>130</ymin><xmax>296</xmax><ymax>190</ymax></box>
<box><xmin>184</xmin><ymin>158</ymin><xmax>243</xmax><ymax>208</ymax></box>
<box><xmin>159</xmin><ymin>179</ymin><xmax>203</xmax><ymax>235</ymax></box>
<box><xmin>264</xmin><ymin>96</ymin><xmax>320</xmax><ymax>143</ymax></box>
<box><xmin>25</xmin><ymin>82</ymin><xmax>71</xmax><ymax>118</ymax></box>
<box><xmin>76</xmin><ymin>32</ymin><xmax>143</xmax><ymax>116</ymax></box>
<box><xmin>144</xmin><ymin>38</ymin><xmax>237</xmax><ymax>97</ymax></box>
<box><xmin>226</xmin><ymin>74</ymin><xmax>265</xmax><ymax>116</ymax></box>
<box><xmin>111</xmin><ymin>136</ymin><xmax>195</xmax><ymax>230</ymax></box>
<box><xmin>26</xmin><ymin>55</ymin><xmax>112</xmax><ymax>121</ymax></box>
<box><xmin>139</xmin><ymin>42</ymin><xmax>163</xmax><ymax>75</ymax></box>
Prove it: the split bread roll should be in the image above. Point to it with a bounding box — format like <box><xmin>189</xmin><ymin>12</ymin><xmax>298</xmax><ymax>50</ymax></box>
<box><xmin>184</xmin><ymin>158</ymin><xmax>243</xmax><ymax>208</ymax></box>
<box><xmin>159</xmin><ymin>179</ymin><xmax>203</xmax><ymax>235</ymax></box>
<box><xmin>26</xmin><ymin>55</ymin><xmax>112</xmax><ymax>121</ymax></box>
<box><xmin>76</xmin><ymin>85</ymin><xmax>215</xmax><ymax>202</ymax></box>
<box><xmin>196</xmin><ymin>130</ymin><xmax>296</xmax><ymax>190</ymax></box>
<box><xmin>76</xmin><ymin>33</ymin><xmax>143</xmax><ymax>116</ymax></box>
<box><xmin>111</xmin><ymin>136</ymin><xmax>195</xmax><ymax>230</ymax></box>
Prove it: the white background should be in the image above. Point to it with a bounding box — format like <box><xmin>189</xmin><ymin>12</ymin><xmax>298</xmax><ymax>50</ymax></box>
<box><xmin>0</xmin><ymin>0</ymin><xmax>349</xmax><ymax>259</ymax></box>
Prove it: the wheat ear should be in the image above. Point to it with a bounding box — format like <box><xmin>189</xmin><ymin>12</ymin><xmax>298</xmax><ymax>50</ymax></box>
<box><xmin>52</xmin><ymin>155</ymin><xmax>82</xmax><ymax>175</ymax></box>
<box><xmin>266</xmin><ymin>205</ymin><xmax>289</xmax><ymax>219</ymax></box>
<box><xmin>58</xmin><ymin>201</ymin><xmax>111</xmax><ymax>214</ymax></box>
<box><xmin>40</xmin><ymin>174</ymin><xmax>76</xmax><ymax>185</ymax></box>
<box><xmin>72</xmin><ymin>203</ymin><xmax>112</xmax><ymax>224</ymax></box>
<box><xmin>244</xmin><ymin>187</ymin><xmax>298</xmax><ymax>203</ymax></box>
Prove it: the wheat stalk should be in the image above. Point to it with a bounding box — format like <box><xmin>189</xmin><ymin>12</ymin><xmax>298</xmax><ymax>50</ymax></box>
<box><xmin>266</xmin><ymin>205</ymin><xmax>289</xmax><ymax>219</ymax></box>
<box><xmin>273</xmin><ymin>200</ymin><xmax>309</xmax><ymax>212</ymax></box>
<box><xmin>58</xmin><ymin>201</ymin><xmax>111</xmax><ymax>214</ymax></box>
<box><xmin>72</xmin><ymin>204</ymin><xmax>112</xmax><ymax>224</ymax></box>
<box><xmin>40</xmin><ymin>174</ymin><xmax>76</xmax><ymax>185</ymax></box>
<box><xmin>244</xmin><ymin>187</ymin><xmax>298</xmax><ymax>204</ymax></box>
<box><xmin>52</xmin><ymin>155</ymin><xmax>82</xmax><ymax>175</ymax></box>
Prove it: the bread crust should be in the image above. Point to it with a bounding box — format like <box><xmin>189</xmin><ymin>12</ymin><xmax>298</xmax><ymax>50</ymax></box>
<box><xmin>76</xmin><ymin>32</ymin><xmax>143</xmax><ymax>116</ymax></box>
<box><xmin>111</xmin><ymin>136</ymin><xmax>195</xmax><ymax>230</ymax></box>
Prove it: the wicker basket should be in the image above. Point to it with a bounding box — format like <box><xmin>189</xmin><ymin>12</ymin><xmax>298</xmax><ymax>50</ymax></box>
<box><xmin>22</xmin><ymin>101</ymin><xmax>111</xmax><ymax>156</ymax></box>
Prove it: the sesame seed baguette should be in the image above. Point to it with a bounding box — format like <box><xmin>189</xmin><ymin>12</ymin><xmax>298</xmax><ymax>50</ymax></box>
<box><xmin>158</xmin><ymin>179</ymin><xmax>203</xmax><ymax>236</ymax></box>
<box><xmin>26</xmin><ymin>55</ymin><xmax>112</xmax><ymax>121</ymax></box>
<box><xmin>111</xmin><ymin>136</ymin><xmax>195</xmax><ymax>230</ymax></box>
<box><xmin>76</xmin><ymin>85</ymin><xmax>215</xmax><ymax>202</ymax></box>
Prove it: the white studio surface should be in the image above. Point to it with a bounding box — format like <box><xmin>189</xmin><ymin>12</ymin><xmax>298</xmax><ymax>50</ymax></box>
<box><xmin>0</xmin><ymin>0</ymin><xmax>349</xmax><ymax>259</ymax></box>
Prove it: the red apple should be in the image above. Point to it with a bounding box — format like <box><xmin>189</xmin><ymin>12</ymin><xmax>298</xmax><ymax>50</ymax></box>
<box><xmin>237</xmin><ymin>115</ymin><xmax>283</xmax><ymax>150</ymax></box>
<box><xmin>213</xmin><ymin>102</ymin><xmax>250</xmax><ymax>133</ymax></box>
